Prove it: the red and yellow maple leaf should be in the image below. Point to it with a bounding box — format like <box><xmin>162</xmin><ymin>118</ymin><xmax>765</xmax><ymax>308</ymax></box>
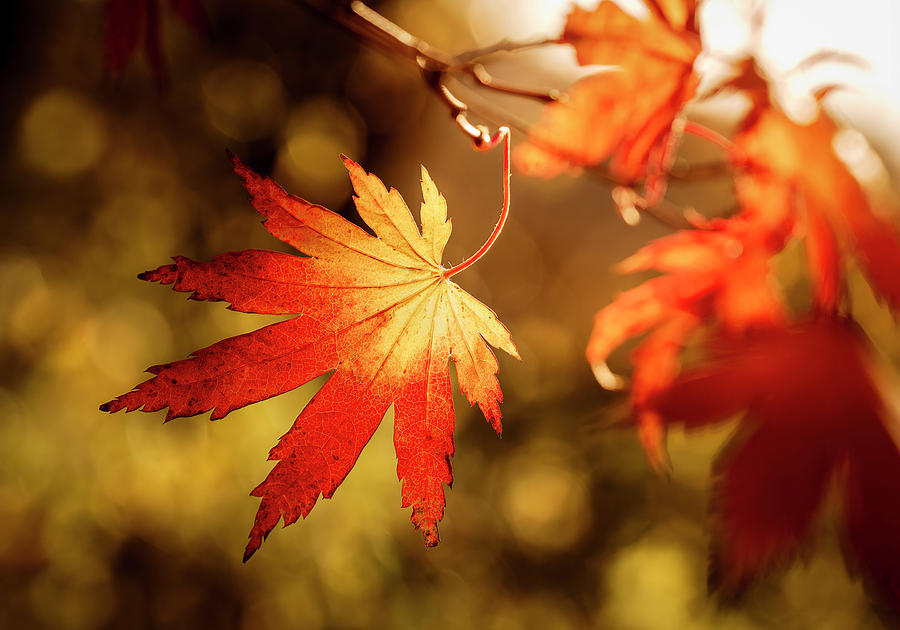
<box><xmin>515</xmin><ymin>0</ymin><xmax>700</xmax><ymax>183</ymax></box>
<box><xmin>735</xmin><ymin>92</ymin><xmax>900</xmax><ymax>314</ymax></box>
<box><xmin>104</xmin><ymin>0</ymin><xmax>207</xmax><ymax>88</ymax></box>
<box><xmin>585</xmin><ymin>180</ymin><xmax>793</xmax><ymax>469</ymax></box>
<box><xmin>653</xmin><ymin>319</ymin><xmax>900</xmax><ymax>611</ymax></box>
<box><xmin>101</xmin><ymin>152</ymin><xmax>518</xmax><ymax>559</ymax></box>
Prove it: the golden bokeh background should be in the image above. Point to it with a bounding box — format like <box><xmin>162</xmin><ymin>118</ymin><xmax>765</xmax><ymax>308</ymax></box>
<box><xmin>2</xmin><ymin>0</ymin><xmax>899</xmax><ymax>628</ymax></box>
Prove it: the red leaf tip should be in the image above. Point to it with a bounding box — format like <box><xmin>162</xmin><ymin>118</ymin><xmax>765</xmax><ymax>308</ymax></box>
<box><xmin>137</xmin><ymin>263</ymin><xmax>177</xmax><ymax>283</ymax></box>
<box><xmin>226</xmin><ymin>148</ymin><xmax>243</xmax><ymax>171</ymax></box>
<box><xmin>420</xmin><ymin>523</ymin><xmax>440</xmax><ymax>548</ymax></box>
<box><xmin>340</xmin><ymin>154</ymin><xmax>361</xmax><ymax>172</ymax></box>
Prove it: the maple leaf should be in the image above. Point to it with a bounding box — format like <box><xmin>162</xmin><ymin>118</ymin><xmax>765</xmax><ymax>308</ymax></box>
<box><xmin>101</xmin><ymin>152</ymin><xmax>518</xmax><ymax>560</ymax></box>
<box><xmin>515</xmin><ymin>0</ymin><xmax>701</xmax><ymax>183</ymax></box>
<box><xmin>734</xmin><ymin>77</ymin><xmax>900</xmax><ymax>314</ymax></box>
<box><xmin>104</xmin><ymin>0</ymin><xmax>207</xmax><ymax>88</ymax></box>
<box><xmin>652</xmin><ymin>318</ymin><xmax>900</xmax><ymax>612</ymax></box>
<box><xmin>585</xmin><ymin>183</ymin><xmax>792</xmax><ymax>469</ymax></box>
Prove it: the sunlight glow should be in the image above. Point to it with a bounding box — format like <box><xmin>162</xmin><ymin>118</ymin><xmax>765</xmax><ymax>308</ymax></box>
<box><xmin>833</xmin><ymin>128</ymin><xmax>885</xmax><ymax>184</ymax></box>
<box><xmin>711</xmin><ymin>0</ymin><xmax>900</xmax><ymax>174</ymax></box>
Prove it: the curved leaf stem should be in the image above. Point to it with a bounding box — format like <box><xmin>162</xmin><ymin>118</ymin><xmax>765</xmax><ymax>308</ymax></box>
<box><xmin>683</xmin><ymin>121</ymin><xmax>736</xmax><ymax>155</ymax></box>
<box><xmin>444</xmin><ymin>128</ymin><xmax>511</xmax><ymax>278</ymax></box>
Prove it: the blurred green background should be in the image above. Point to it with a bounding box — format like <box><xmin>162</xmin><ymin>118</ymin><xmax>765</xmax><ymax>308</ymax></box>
<box><xmin>2</xmin><ymin>0</ymin><xmax>899</xmax><ymax>628</ymax></box>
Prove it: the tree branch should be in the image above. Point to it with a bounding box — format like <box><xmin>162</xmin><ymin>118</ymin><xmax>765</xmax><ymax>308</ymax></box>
<box><xmin>298</xmin><ymin>0</ymin><xmax>560</xmax><ymax>149</ymax></box>
<box><xmin>297</xmin><ymin>0</ymin><xmax>716</xmax><ymax>230</ymax></box>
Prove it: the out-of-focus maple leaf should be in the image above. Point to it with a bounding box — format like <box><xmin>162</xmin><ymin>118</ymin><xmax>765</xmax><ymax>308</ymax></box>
<box><xmin>104</xmin><ymin>0</ymin><xmax>207</xmax><ymax>88</ymax></box>
<box><xmin>515</xmin><ymin>0</ymin><xmax>700</xmax><ymax>183</ymax></box>
<box><xmin>585</xmin><ymin>183</ymin><xmax>792</xmax><ymax>469</ymax></box>
<box><xmin>101</xmin><ymin>153</ymin><xmax>518</xmax><ymax>559</ymax></box>
<box><xmin>653</xmin><ymin>319</ymin><xmax>900</xmax><ymax>612</ymax></box>
<box><xmin>734</xmin><ymin>84</ymin><xmax>900</xmax><ymax>314</ymax></box>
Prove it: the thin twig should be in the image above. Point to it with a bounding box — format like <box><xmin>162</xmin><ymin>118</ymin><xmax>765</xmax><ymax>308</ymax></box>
<box><xmin>421</xmin><ymin>67</ymin><xmax>500</xmax><ymax>148</ymax></box>
<box><xmin>640</xmin><ymin>200</ymin><xmax>695</xmax><ymax>229</ymax></box>
<box><xmin>641</xmin><ymin>115</ymin><xmax>686</xmax><ymax>208</ymax></box>
<box><xmin>669</xmin><ymin>161</ymin><xmax>731</xmax><ymax>181</ymax></box>
<box><xmin>298</xmin><ymin>0</ymin><xmax>561</xmax><ymax>147</ymax></box>
<box><xmin>454</xmin><ymin>37</ymin><xmax>559</xmax><ymax>64</ymax></box>
<box><xmin>297</xmin><ymin>0</ymin><xmax>716</xmax><ymax>231</ymax></box>
<box><xmin>683</xmin><ymin>121</ymin><xmax>736</xmax><ymax>155</ymax></box>
<box><xmin>787</xmin><ymin>49</ymin><xmax>870</xmax><ymax>76</ymax></box>
<box><xmin>471</xmin><ymin>64</ymin><xmax>562</xmax><ymax>103</ymax></box>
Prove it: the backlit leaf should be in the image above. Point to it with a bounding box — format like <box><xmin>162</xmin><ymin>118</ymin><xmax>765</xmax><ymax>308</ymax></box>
<box><xmin>101</xmin><ymin>153</ymin><xmax>518</xmax><ymax>559</ymax></box>
<box><xmin>656</xmin><ymin>319</ymin><xmax>900</xmax><ymax>611</ymax></box>
<box><xmin>515</xmin><ymin>0</ymin><xmax>700</xmax><ymax>183</ymax></box>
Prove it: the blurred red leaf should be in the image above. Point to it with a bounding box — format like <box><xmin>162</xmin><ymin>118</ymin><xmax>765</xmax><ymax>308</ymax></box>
<box><xmin>736</xmin><ymin>98</ymin><xmax>900</xmax><ymax>314</ymax></box>
<box><xmin>585</xmin><ymin>182</ymin><xmax>792</xmax><ymax>469</ymax></box>
<box><xmin>655</xmin><ymin>319</ymin><xmax>900</xmax><ymax>611</ymax></box>
<box><xmin>515</xmin><ymin>0</ymin><xmax>700</xmax><ymax>183</ymax></box>
<box><xmin>104</xmin><ymin>0</ymin><xmax>207</xmax><ymax>88</ymax></box>
<box><xmin>101</xmin><ymin>153</ymin><xmax>518</xmax><ymax>559</ymax></box>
